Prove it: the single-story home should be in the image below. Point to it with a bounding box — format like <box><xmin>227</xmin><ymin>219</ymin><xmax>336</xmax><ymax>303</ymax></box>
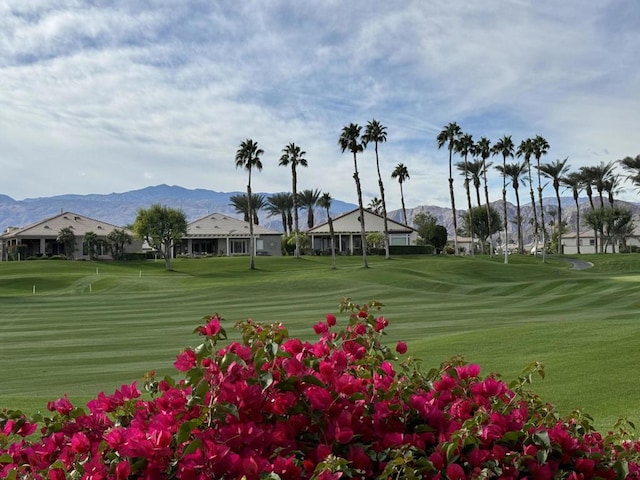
<box><xmin>0</xmin><ymin>212</ymin><xmax>140</xmax><ymax>261</ymax></box>
<box><xmin>175</xmin><ymin>213</ymin><xmax>282</xmax><ymax>257</ymax></box>
<box><xmin>562</xmin><ymin>228</ymin><xmax>640</xmax><ymax>254</ymax></box>
<box><xmin>306</xmin><ymin>209</ymin><xmax>418</xmax><ymax>254</ymax></box>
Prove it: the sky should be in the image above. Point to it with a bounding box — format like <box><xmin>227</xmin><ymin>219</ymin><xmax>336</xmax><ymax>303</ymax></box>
<box><xmin>1</xmin><ymin>0</ymin><xmax>639</xmax><ymax>210</ymax></box>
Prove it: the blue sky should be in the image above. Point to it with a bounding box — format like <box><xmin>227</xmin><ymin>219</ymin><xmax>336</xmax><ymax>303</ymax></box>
<box><xmin>1</xmin><ymin>0</ymin><xmax>638</xmax><ymax>210</ymax></box>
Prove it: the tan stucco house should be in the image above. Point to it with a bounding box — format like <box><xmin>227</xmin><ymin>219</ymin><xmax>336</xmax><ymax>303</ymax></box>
<box><xmin>175</xmin><ymin>213</ymin><xmax>283</xmax><ymax>257</ymax></box>
<box><xmin>0</xmin><ymin>212</ymin><xmax>140</xmax><ymax>261</ymax></box>
<box><xmin>307</xmin><ymin>209</ymin><xmax>417</xmax><ymax>254</ymax></box>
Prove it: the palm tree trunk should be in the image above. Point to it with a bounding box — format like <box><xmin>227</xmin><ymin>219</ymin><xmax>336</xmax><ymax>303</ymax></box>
<box><xmin>555</xmin><ymin>186</ymin><xmax>562</xmax><ymax>254</ymax></box>
<box><xmin>374</xmin><ymin>144</ymin><xmax>390</xmax><ymax>260</ymax></box>
<box><xmin>400</xmin><ymin>182</ymin><xmax>408</xmax><ymax>225</ymax></box>
<box><xmin>527</xmin><ymin>162</ymin><xmax>538</xmax><ymax>256</ymax></box>
<box><xmin>292</xmin><ymin>167</ymin><xmax>300</xmax><ymax>258</ymax></box>
<box><xmin>247</xmin><ymin>171</ymin><xmax>255</xmax><ymax>270</ymax></box>
<box><xmin>502</xmin><ymin>156</ymin><xmax>508</xmax><ymax>264</ymax></box>
<box><xmin>448</xmin><ymin>148</ymin><xmax>458</xmax><ymax>255</ymax></box>
<box><xmin>483</xmin><ymin>165</ymin><xmax>493</xmax><ymax>256</ymax></box>
<box><xmin>536</xmin><ymin>159</ymin><xmax>546</xmax><ymax>263</ymax></box>
<box><xmin>463</xmin><ymin>156</ymin><xmax>474</xmax><ymax>256</ymax></box>
<box><xmin>574</xmin><ymin>194</ymin><xmax>581</xmax><ymax>254</ymax></box>
<box><xmin>353</xmin><ymin>152</ymin><xmax>368</xmax><ymax>268</ymax></box>
<box><xmin>514</xmin><ymin>186</ymin><xmax>523</xmax><ymax>254</ymax></box>
<box><xmin>328</xmin><ymin>216</ymin><xmax>336</xmax><ymax>269</ymax></box>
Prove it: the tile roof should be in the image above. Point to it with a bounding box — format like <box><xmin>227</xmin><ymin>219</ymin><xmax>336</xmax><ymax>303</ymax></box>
<box><xmin>1</xmin><ymin>212</ymin><xmax>129</xmax><ymax>238</ymax></box>
<box><xmin>185</xmin><ymin>213</ymin><xmax>281</xmax><ymax>237</ymax></box>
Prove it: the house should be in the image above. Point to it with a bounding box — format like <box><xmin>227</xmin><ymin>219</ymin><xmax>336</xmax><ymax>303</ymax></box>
<box><xmin>175</xmin><ymin>213</ymin><xmax>282</xmax><ymax>257</ymax></box>
<box><xmin>562</xmin><ymin>229</ymin><xmax>640</xmax><ymax>254</ymax></box>
<box><xmin>306</xmin><ymin>209</ymin><xmax>418</xmax><ymax>254</ymax></box>
<box><xmin>0</xmin><ymin>212</ymin><xmax>140</xmax><ymax>261</ymax></box>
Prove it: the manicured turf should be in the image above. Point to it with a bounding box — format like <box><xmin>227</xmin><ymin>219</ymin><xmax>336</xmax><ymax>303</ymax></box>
<box><xmin>1</xmin><ymin>254</ymin><xmax>639</xmax><ymax>431</ymax></box>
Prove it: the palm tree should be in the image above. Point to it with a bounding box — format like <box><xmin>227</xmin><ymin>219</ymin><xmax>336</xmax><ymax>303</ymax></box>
<box><xmin>266</xmin><ymin>192</ymin><xmax>293</xmax><ymax>235</ymax></box>
<box><xmin>463</xmin><ymin>158</ymin><xmax>484</xmax><ymax>207</ymax></box>
<box><xmin>495</xmin><ymin>161</ymin><xmax>527</xmax><ymax>254</ymax></box>
<box><xmin>318</xmin><ymin>192</ymin><xmax>336</xmax><ymax>269</ymax></box>
<box><xmin>517</xmin><ymin>138</ymin><xmax>538</xmax><ymax>252</ymax></box>
<box><xmin>619</xmin><ymin>154</ymin><xmax>640</xmax><ymax>191</ymax></box>
<box><xmin>229</xmin><ymin>193</ymin><xmax>265</xmax><ymax>225</ymax></box>
<box><xmin>436</xmin><ymin>122</ymin><xmax>462</xmax><ymax>254</ymax></box>
<box><xmin>368</xmin><ymin>197</ymin><xmax>382</xmax><ymax>214</ymax></box>
<box><xmin>234</xmin><ymin>138</ymin><xmax>263</xmax><ymax>270</ymax></box>
<box><xmin>473</xmin><ymin>137</ymin><xmax>493</xmax><ymax>255</ymax></box>
<box><xmin>279</xmin><ymin>143</ymin><xmax>308</xmax><ymax>257</ymax></box>
<box><xmin>455</xmin><ymin>133</ymin><xmax>475</xmax><ymax>256</ymax></box>
<box><xmin>56</xmin><ymin>226</ymin><xmax>76</xmax><ymax>259</ymax></box>
<box><xmin>492</xmin><ymin>135</ymin><xmax>515</xmax><ymax>263</ymax></box>
<box><xmin>391</xmin><ymin>163</ymin><xmax>410</xmax><ymax>225</ymax></box>
<box><xmin>538</xmin><ymin>158</ymin><xmax>570</xmax><ymax>254</ymax></box>
<box><xmin>590</xmin><ymin>161</ymin><xmax>616</xmax><ymax>208</ymax></box>
<box><xmin>578</xmin><ymin>166</ymin><xmax>599</xmax><ymax>253</ymax></box>
<box><xmin>532</xmin><ymin>135</ymin><xmax>550</xmax><ymax>261</ymax></box>
<box><xmin>362</xmin><ymin>119</ymin><xmax>390</xmax><ymax>259</ymax></box>
<box><xmin>561</xmin><ymin>172</ymin><xmax>584</xmax><ymax>254</ymax></box>
<box><xmin>339</xmin><ymin>123</ymin><xmax>368</xmax><ymax>267</ymax></box>
<box><xmin>297</xmin><ymin>188</ymin><xmax>321</xmax><ymax>229</ymax></box>
<box><xmin>603</xmin><ymin>175</ymin><xmax>623</xmax><ymax>208</ymax></box>
<box><xmin>83</xmin><ymin>231</ymin><xmax>99</xmax><ymax>260</ymax></box>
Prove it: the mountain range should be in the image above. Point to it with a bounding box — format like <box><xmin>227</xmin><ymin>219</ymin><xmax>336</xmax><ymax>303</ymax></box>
<box><xmin>1</xmin><ymin>185</ymin><xmax>639</xmax><ymax>245</ymax></box>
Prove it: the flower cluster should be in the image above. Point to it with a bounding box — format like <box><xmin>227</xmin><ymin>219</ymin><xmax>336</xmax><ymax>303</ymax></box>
<box><xmin>2</xmin><ymin>299</ymin><xmax>640</xmax><ymax>479</ymax></box>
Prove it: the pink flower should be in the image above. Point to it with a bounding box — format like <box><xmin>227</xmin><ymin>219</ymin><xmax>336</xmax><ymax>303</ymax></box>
<box><xmin>71</xmin><ymin>432</ymin><xmax>90</xmax><ymax>454</ymax></box>
<box><xmin>326</xmin><ymin>313</ymin><xmax>337</xmax><ymax>326</ymax></box>
<box><xmin>446</xmin><ymin>462</ymin><xmax>466</xmax><ymax>480</ymax></box>
<box><xmin>313</xmin><ymin>321</ymin><xmax>328</xmax><ymax>335</ymax></box>
<box><xmin>173</xmin><ymin>348</ymin><xmax>197</xmax><ymax>371</ymax></box>
<box><xmin>395</xmin><ymin>341</ymin><xmax>408</xmax><ymax>354</ymax></box>
<box><xmin>199</xmin><ymin>316</ymin><xmax>221</xmax><ymax>336</ymax></box>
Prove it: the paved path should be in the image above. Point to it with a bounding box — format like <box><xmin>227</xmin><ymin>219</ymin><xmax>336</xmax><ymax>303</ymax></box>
<box><xmin>548</xmin><ymin>256</ymin><xmax>593</xmax><ymax>270</ymax></box>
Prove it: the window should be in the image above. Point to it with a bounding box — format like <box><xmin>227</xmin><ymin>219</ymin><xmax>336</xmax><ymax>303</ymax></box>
<box><xmin>231</xmin><ymin>239</ymin><xmax>248</xmax><ymax>254</ymax></box>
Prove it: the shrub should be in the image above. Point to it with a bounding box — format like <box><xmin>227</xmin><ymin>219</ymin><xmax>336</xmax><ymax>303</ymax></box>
<box><xmin>2</xmin><ymin>300</ymin><xmax>640</xmax><ymax>479</ymax></box>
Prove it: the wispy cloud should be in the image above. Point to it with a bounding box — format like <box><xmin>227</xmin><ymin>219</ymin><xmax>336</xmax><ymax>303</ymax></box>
<box><xmin>0</xmin><ymin>0</ymin><xmax>638</xmax><ymax>209</ymax></box>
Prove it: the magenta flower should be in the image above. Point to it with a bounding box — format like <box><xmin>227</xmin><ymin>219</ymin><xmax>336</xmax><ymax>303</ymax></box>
<box><xmin>395</xmin><ymin>341</ymin><xmax>408</xmax><ymax>354</ymax></box>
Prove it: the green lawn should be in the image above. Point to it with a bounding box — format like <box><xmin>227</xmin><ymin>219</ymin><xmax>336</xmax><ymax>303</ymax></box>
<box><xmin>1</xmin><ymin>254</ymin><xmax>639</xmax><ymax>431</ymax></box>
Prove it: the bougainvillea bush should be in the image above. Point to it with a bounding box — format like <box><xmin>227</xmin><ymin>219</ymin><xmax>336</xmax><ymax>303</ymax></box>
<box><xmin>2</xmin><ymin>299</ymin><xmax>640</xmax><ymax>479</ymax></box>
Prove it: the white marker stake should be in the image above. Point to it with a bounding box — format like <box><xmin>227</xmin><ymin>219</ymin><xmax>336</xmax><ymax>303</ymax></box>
<box><xmin>89</xmin><ymin>283</ymin><xmax>92</xmax><ymax>293</ymax></box>
<box><xmin>33</xmin><ymin>285</ymin><xmax>36</xmax><ymax>294</ymax></box>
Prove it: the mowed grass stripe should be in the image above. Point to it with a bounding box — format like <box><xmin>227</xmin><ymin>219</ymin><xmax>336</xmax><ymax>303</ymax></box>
<box><xmin>1</xmin><ymin>254</ymin><xmax>640</xmax><ymax>431</ymax></box>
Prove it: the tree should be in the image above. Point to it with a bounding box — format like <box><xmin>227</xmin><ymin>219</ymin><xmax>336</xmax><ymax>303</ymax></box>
<box><xmin>235</xmin><ymin>138</ymin><xmax>264</xmax><ymax>270</ymax></box>
<box><xmin>391</xmin><ymin>163</ymin><xmax>410</xmax><ymax>225</ymax></box>
<box><xmin>133</xmin><ymin>204</ymin><xmax>187</xmax><ymax>270</ymax></box>
<box><xmin>462</xmin><ymin>205</ymin><xmax>502</xmax><ymax>252</ymax></box>
<box><xmin>229</xmin><ymin>193</ymin><xmax>266</xmax><ymax>225</ymax></box>
<box><xmin>339</xmin><ymin>123</ymin><xmax>368</xmax><ymax>268</ymax></box>
<box><xmin>473</xmin><ymin>136</ymin><xmax>494</xmax><ymax>255</ymax></box>
<box><xmin>619</xmin><ymin>154</ymin><xmax>640</xmax><ymax>191</ymax></box>
<box><xmin>495</xmin><ymin>161</ymin><xmax>527</xmax><ymax>254</ymax></box>
<box><xmin>532</xmin><ymin>135</ymin><xmax>550</xmax><ymax>261</ymax></box>
<box><xmin>436</xmin><ymin>122</ymin><xmax>462</xmax><ymax>254</ymax></box>
<box><xmin>560</xmin><ymin>172</ymin><xmax>584</xmax><ymax>254</ymax></box>
<box><xmin>584</xmin><ymin>206</ymin><xmax>634</xmax><ymax>253</ymax></box>
<box><xmin>538</xmin><ymin>158</ymin><xmax>570</xmax><ymax>254</ymax></box>
<box><xmin>83</xmin><ymin>231</ymin><xmax>100</xmax><ymax>260</ymax></box>
<box><xmin>367</xmin><ymin>197</ymin><xmax>382</xmax><ymax>214</ymax></box>
<box><xmin>413</xmin><ymin>212</ymin><xmax>446</xmax><ymax>251</ymax></box>
<box><xmin>297</xmin><ymin>189</ymin><xmax>321</xmax><ymax>229</ymax></box>
<box><xmin>462</xmin><ymin>158</ymin><xmax>484</xmax><ymax>207</ymax></box>
<box><xmin>318</xmin><ymin>192</ymin><xmax>336</xmax><ymax>269</ymax></box>
<box><xmin>578</xmin><ymin>166</ymin><xmax>599</xmax><ymax>252</ymax></box>
<box><xmin>266</xmin><ymin>192</ymin><xmax>293</xmax><ymax>236</ymax></box>
<box><xmin>106</xmin><ymin>228</ymin><xmax>132</xmax><ymax>260</ymax></box>
<box><xmin>279</xmin><ymin>143</ymin><xmax>308</xmax><ymax>258</ymax></box>
<box><xmin>517</xmin><ymin>138</ymin><xmax>539</xmax><ymax>252</ymax></box>
<box><xmin>56</xmin><ymin>227</ymin><xmax>76</xmax><ymax>259</ymax></box>
<box><xmin>492</xmin><ymin>135</ymin><xmax>515</xmax><ymax>263</ymax></box>
<box><xmin>454</xmin><ymin>132</ymin><xmax>475</xmax><ymax>256</ymax></box>
<box><xmin>590</xmin><ymin>161</ymin><xmax>617</xmax><ymax>208</ymax></box>
<box><xmin>363</xmin><ymin>119</ymin><xmax>390</xmax><ymax>259</ymax></box>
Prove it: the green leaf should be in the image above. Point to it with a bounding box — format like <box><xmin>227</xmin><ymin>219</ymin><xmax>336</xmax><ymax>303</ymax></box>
<box><xmin>176</xmin><ymin>419</ymin><xmax>200</xmax><ymax>444</ymax></box>
<box><xmin>532</xmin><ymin>431</ymin><xmax>550</xmax><ymax>449</ymax></box>
<box><xmin>183</xmin><ymin>438</ymin><xmax>203</xmax><ymax>456</ymax></box>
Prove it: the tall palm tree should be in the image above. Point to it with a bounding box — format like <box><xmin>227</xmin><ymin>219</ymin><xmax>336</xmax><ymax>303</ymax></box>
<box><xmin>532</xmin><ymin>135</ymin><xmax>550</xmax><ymax>261</ymax></box>
<box><xmin>495</xmin><ymin>161</ymin><xmax>527</xmax><ymax>254</ymax></box>
<box><xmin>603</xmin><ymin>175</ymin><xmax>622</xmax><ymax>208</ymax></box>
<box><xmin>279</xmin><ymin>143</ymin><xmax>308</xmax><ymax>258</ymax></box>
<box><xmin>538</xmin><ymin>158</ymin><xmax>570</xmax><ymax>254</ymax></box>
<box><xmin>234</xmin><ymin>138</ymin><xmax>263</xmax><ymax>270</ymax></box>
<box><xmin>436</xmin><ymin>122</ymin><xmax>462</xmax><ymax>254</ymax></box>
<box><xmin>455</xmin><ymin>133</ymin><xmax>475</xmax><ymax>256</ymax></box>
<box><xmin>318</xmin><ymin>192</ymin><xmax>336</xmax><ymax>269</ymax></box>
<box><xmin>590</xmin><ymin>161</ymin><xmax>616</xmax><ymax>208</ymax></box>
<box><xmin>391</xmin><ymin>163</ymin><xmax>410</xmax><ymax>225</ymax></box>
<box><xmin>297</xmin><ymin>188</ymin><xmax>321</xmax><ymax>229</ymax></box>
<box><xmin>516</xmin><ymin>138</ymin><xmax>538</xmax><ymax>252</ymax></box>
<box><xmin>266</xmin><ymin>192</ymin><xmax>293</xmax><ymax>235</ymax></box>
<box><xmin>492</xmin><ymin>135</ymin><xmax>515</xmax><ymax>263</ymax></box>
<box><xmin>561</xmin><ymin>172</ymin><xmax>584</xmax><ymax>254</ymax></box>
<box><xmin>363</xmin><ymin>119</ymin><xmax>390</xmax><ymax>259</ymax></box>
<box><xmin>339</xmin><ymin>123</ymin><xmax>368</xmax><ymax>267</ymax></box>
<box><xmin>473</xmin><ymin>137</ymin><xmax>493</xmax><ymax>255</ymax></box>
<box><xmin>368</xmin><ymin>197</ymin><xmax>382</xmax><ymax>214</ymax></box>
